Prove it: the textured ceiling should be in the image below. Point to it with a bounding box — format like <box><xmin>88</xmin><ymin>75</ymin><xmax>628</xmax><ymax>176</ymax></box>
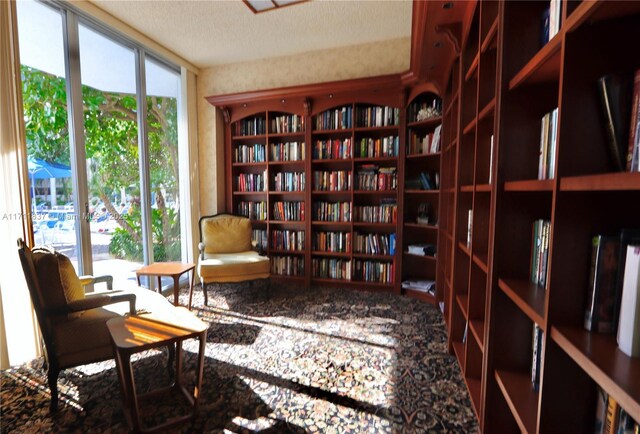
<box><xmin>87</xmin><ymin>0</ymin><xmax>413</xmax><ymax>68</ymax></box>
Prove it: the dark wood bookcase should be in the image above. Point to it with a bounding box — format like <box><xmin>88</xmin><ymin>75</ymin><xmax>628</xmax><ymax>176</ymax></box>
<box><xmin>207</xmin><ymin>78</ymin><xmax>423</xmax><ymax>295</ymax></box>
<box><xmin>436</xmin><ymin>0</ymin><xmax>640</xmax><ymax>432</ymax></box>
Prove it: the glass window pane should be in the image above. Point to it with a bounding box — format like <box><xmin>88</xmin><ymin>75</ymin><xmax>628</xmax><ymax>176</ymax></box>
<box><xmin>145</xmin><ymin>58</ymin><xmax>182</xmax><ymax>262</ymax></box>
<box><xmin>17</xmin><ymin>0</ymin><xmax>81</xmax><ymax>270</ymax></box>
<box><xmin>78</xmin><ymin>23</ymin><xmax>142</xmax><ymax>288</ymax></box>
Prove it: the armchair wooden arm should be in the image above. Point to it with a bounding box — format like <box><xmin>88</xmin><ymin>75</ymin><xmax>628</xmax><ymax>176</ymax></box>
<box><xmin>78</xmin><ymin>275</ymin><xmax>114</xmax><ymax>290</ymax></box>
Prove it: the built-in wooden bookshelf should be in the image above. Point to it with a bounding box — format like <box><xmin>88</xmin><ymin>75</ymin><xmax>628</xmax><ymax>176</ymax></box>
<box><xmin>427</xmin><ymin>0</ymin><xmax>640</xmax><ymax>432</ymax></box>
<box><xmin>207</xmin><ymin>78</ymin><xmax>409</xmax><ymax>293</ymax></box>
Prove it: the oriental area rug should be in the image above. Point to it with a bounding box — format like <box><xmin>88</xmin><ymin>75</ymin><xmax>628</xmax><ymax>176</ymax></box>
<box><xmin>1</xmin><ymin>283</ymin><xmax>478</xmax><ymax>433</ymax></box>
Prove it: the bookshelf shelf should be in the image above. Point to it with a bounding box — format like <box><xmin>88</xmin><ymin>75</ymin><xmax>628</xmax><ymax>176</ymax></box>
<box><xmin>270</xmin><ymin>250</ymin><xmax>305</xmax><ymax>255</ymax></box>
<box><xmin>463</xmin><ymin>118</ymin><xmax>477</xmax><ymax>136</ymax></box>
<box><xmin>498</xmin><ymin>278</ymin><xmax>546</xmax><ymax>328</ymax></box>
<box><xmin>458</xmin><ymin>242</ymin><xmax>471</xmax><ymax>258</ymax></box>
<box><xmin>551</xmin><ymin>326</ymin><xmax>640</xmax><ymax>418</ymax></box>
<box><xmin>407</xmin><ymin>117</ymin><xmax>442</xmax><ymax>129</ymax></box>
<box><xmin>457</xmin><ymin>294</ymin><xmax>469</xmax><ymax>319</ymax></box>
<box><xmin>403</xmin><ymin>252</ymin><xmax>436</xmax><ymax>261</ymax></box>
<box><xmin>469</xmin><ymin>320</ymin><xmax>485</xmax><ymax>352</ymax></box>
<box><xmin>311</xmin><ymin>221</ymin><xmax>351</xmax><ymax>226</ymax></box>
<box><xmin>268</xmin><ymin>131</ymin><xmax>305</xmax><ymax>138</ymax></box>
<box><xmin>472</xmin><ymin>254</ymin><xmax>488</xmax><ymax>273</ymax></box>
<box><xmin>404</xmin><ymin>189</ymin><xmax>439</xmax><ymax>195</ymax></box>
<box><xmin>403</xmin><ymin>288</ymin><xmax>436</xmax><ymax>304</ymax></box>
<box><xmin>269</xmin><ymin>160</ymin><xmax>305</xmax><ymax>167</ymax></box>
<box><xmin>232</xmin><ymin>161</ymin><xmax>267</xmax><ymax>168</ymax></box>
<box><xmin>508</xmin><ymin>35</ymin><xmax>562</xmax><ymax>91</ymax></box>
<box><xmin>560</xmin><ymin>172</ymin><xmax>640</xmax><ymax>191</ymax></box>
<box><xmin>406</xmin><ymin>152</ymin><xmax>441</xmax><ymax>160</ymax></box>
<box><xmin>480</xmin><ymin>17</ymin><xmax>498</xmax><ymax>53</ymax></box>
<box><xmin>504</xmin><ymin>179</ymin><xmax>554</xmax><ymax>192</ymax></box>
<box><xmin>466</xmin><ymin>377</ymin><xmax>482</xmax><ymax>416</ymax></box>
<box><xmin>453</xmin><ymin>341</ymin><xmax>466</xmax><ymax>370</ymax></box>
<box><xmin>460</xmin><ymin>185</ymin><xmax>474</xmax><ymax>193</ymax></box>
<box><xmin>232</xmin><ymin>134</ymin><xmax>267</xmax><ymax>141</ymax></box>
<box><xmin>465</xmin><ymin>53</ymin><xmax>480</xmax><ymax>82</ymax></box>
<box><xmin>475</xmin><ymin>184</ymin><xmax>491</xmax><ymax>193</ymax></box>
<box><xmin>478</xmin><ymin>98</ymin><xmax>495</xmax><ymax>122</ymax></box>
<box><xmin>353</xmin><ymin>157</ymin><xmax>397</xmax><ymax>164</ymax></box>
<box><xmin>495</xmin><ymin>370</ymin><xmax>539</xmax><ymax>434</ymax></box>
<box><xmin>403</xmin><ymin>222</ymin><xmax>438</xmax><ymax>231</ymax></box>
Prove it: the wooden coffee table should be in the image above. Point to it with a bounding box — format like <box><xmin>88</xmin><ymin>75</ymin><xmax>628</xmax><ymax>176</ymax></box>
<box><xmin>136</xmin><ymin>262</ymin><xmax>196</xmax><ymax>309</ymax></box>
<box><xmin>107</xmin><ymin>307</ymin><xmax>207</xmax><ymax>433</ymax></box>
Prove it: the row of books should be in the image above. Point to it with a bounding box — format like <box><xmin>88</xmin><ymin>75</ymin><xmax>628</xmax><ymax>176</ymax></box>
<box><xmin>406</xmin><ymin>171</ymin><xmax>439</xmax><ymax>190</ymax></box>
<box><xmin>236</xmin><ymin>172</ymin><xmax>266</xmax><ymax>192</ymax></box>
<box><xmin>353</xmin><ymin>259</ymin><xmax>394</xmax><ymax>284</ymax></box>
<box><xmin>597</xmin><ymin>68</ymin><xmax>640</xmax><ymax>173</ymax></box>
<box><xmin>313</xmin><ymin>170</ymin><xmax>351</xmax><ymax>192</ymax></box>
<box><xmin>313</xmin><ymin>231</ymin><xmax>350</xmax><ymax>253</ymax></box>
<box><xmin>354</xmin><ymin>200</ymin><xmax>397</xmax><ymax>224</ymax></box>
<box><xmin>313</xmin><ymin>201</ymin><xmax>351</xmax><ymax>222</ymax></box>
<box><xmin>313</xmin><ymin>138</ymin><xmax>351</xmax><ymax>160</ymax></box>
<box><xmin>252</xmin><ymin>229</ymin><xmax>268</xmax><ymax>251</ymax></box>
<box><xmin>315</xmin><ymin>106</ymin><xmax>353</xmax><ymax>130</ymax></box>
<box><xmin>271</xmin><ymin>114</ymin><xmax>304</xmax><ymax>134</ymax></box>
<box><xmin>312</xmin><ymin>258</ymin><xmax>351</xmax><ymax>280</ymax></box>
<box><xmin>407</xmin><ymin>97</ymin><xmax>442</xmax><ymax>123</ymax></box>
<box><xmin>407</xmin><ymin>124</ymin><xmax>441</xmax><ymax>155</ymax></box>
<box><xmin>234</xmin><ymin>143</ymin><xmax>266</xmax><ymax>163</ymax></box>
<box><xmin>584</xmin><ymin>229</ymin><xmax>640</xmax><ymax>353</ymax></box>
<box><xmin>273</xmin><ymin>171</ymin><xmax>305</xmax><ymax>192</ymax></box>
<box><xmin>354</xmin><ymin>105</ymin><xmax>400</xmax><ymax>128</ymax></box>
<box><xmin>540</xmin><ymin>0</ymin><xmax>561</xmax><ymax>46</ymax></box>
<box><xmin>538</xmin><ymin>108</ymin><xmax>558</xmax><ymax>180</ymax></box>
<box><xmin>355</xmin><ymin>136</ymin><xmax>399</xmax><ymax>158</ymax></box>
<box><xmin>235</xmin><ymin>116</ymin><xmax>266</xmax><ymax>136</ymax></box>
<box><xmin>238</xmin><ymin>201</ymin><xmax>267</xmax><ymax>221</ymax></box>
<box><xmin>272</xmin><ymin>201</ymin><xmax>304</xmax><ymax>221</ymax></box>
<box><xmin>271</xmin><ymin>255</ymin><xmax>304</xmax><ymax>277</ymax></box>
<box><xmin>353</xmin><ymin>232</ymin><xmax>396</xmax><ymax>256</ymax></box>
<box><xmin>530</xmin><ymin>219</ymin><xmax>551</xmax><ymax>289</ymax></box>
<box><xmin>270</xmin><ymin>229</ymin><xmax>305</xmax><ymax>251</ymax></box>
<box><xmin>270</xmin><ymin>142</ymin><xmax>305</xmax><ymax>162</ymax></box>
<box><xmin>594</xmin><ymin>387</ymin><xmax>639</xmax><ymax>434</ymax></box>
<box><xmin>356</xmin><ymin>166</ymin><xmax>397</xmax><ymax>191</ymax></box>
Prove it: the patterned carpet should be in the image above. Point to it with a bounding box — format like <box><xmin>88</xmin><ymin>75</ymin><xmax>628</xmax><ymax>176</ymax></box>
<box><xmin>0</xmin><ymin>283</ymin><xmax>478</xmax><ymax>433</ymax></box>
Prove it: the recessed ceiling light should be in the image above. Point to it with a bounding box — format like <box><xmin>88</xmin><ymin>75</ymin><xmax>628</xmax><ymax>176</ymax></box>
<box><xmin>443</xmin><ymin>2</ymin><xmax>454</xmax><ymax>9</ymax></box>
<box><xmin>243</xmin><ymin>0</ymin><xmax>308</xmax><ymax>14</ymax></box>
<box><xmin>435</xmin><ymin>41</ymin><xmax>442</xmax><ymax>48</ymax></box>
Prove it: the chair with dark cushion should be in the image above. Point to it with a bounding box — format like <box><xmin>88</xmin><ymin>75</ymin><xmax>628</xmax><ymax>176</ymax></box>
<box><xmin>17</xmin><ymin>238</ymin><xmax>175</xmax><ymax>411</ymax></box>
<box><xmin>197</xmin><ymin>213</ymin><xmax>270</xmax><ymax>305</ymax></box>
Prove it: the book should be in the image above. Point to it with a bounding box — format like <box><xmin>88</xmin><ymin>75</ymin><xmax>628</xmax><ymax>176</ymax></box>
<box><xmin>617</xmin><ymin>245</ymin><xmax>640</xmax><ymax>357</ymax></box>
<box><xmin>401</xmin><ymin>279</ymin><xmax>436</xmax><ymax>294</ymax></box>
<box><xmin>627</xmin><ymin>68</ymin><xmax>640</xmax><ymax>172</ymax></box>
<box><xmin>531</xmin><ymin>323</ymin><xmax>543</xmax><ymax>392</ymax></box>
<box><xmin>466</xmin><ymin>210</ymin><xmax>473</xmax><ymax>248</ymax></box>
<box><xmin>613</xmin><ymin>228</ymin><xmax>640</xmax><ymax>332</ymax></box>
<box><xmin>594</xmin><ymin>387</ymin><xmax>608</xmax><ymax>434</ymax></box>
<box><xmin>596</xmin><ymin>74</ymin><xmax>633</xmax><ymax>172</ymax></box>
<box><xmin>408</xmin><ymin>243</ymin><xmax>436</xmax><ymax>256</ymax></box>
<box><xmin>617</xmin><ymin>409</ymin><xmax>640</xmax><ymax>434</ymax></box>
<box><xmin>584</xmin><ymin>235</ymin><xmax>620</xmax><ymax>333</ymax></box>
<box><xmin>604</xmin><ymin>394</ymin><xmax>620</xmax><ymax>434</ymax></box>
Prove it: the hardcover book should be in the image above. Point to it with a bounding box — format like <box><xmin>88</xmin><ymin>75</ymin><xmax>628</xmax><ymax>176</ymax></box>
<box><xmin>584</xmin><ymin>235</ymin><xmax>620</xmax><ymax>333</ymax></box>
<box><xmin>596</xmin><ymin>73</ymin><xmax>633</xmax><ymax>172</ymax></box>
<box><xmin>617</xmin><ymin>245</ymin><xmax>640</xmax><ymax>357</ymax></box>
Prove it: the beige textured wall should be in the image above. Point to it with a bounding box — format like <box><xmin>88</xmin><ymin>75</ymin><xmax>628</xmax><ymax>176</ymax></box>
<box><xmin>196</xmin><ymin>37</ymin><xmax>410</xmax><ymax>215</ymax></box>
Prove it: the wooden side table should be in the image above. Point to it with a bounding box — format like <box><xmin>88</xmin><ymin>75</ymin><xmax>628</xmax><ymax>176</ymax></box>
<box><xmin>136</xmin><ymin>262</ymin><xmax>196</xmax><ymax>309</ymax></box>
<box><xmin>107</xmin><ymin>308</ymin><xmax>208</xmax><ymax>433</ymax></box>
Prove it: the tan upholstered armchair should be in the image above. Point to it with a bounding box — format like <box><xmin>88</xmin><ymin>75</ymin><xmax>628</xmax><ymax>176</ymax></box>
<box><xmin>17</xmin><ymin>239</ymin><xmax>173</xmax><ymax>411</ymax></box>
<box><xmin>197</xmin><ymin>213</ymin><xmax>270</xmax><ymax>305</ymax></box>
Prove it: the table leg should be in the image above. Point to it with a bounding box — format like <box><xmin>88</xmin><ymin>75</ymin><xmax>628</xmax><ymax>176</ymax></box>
<box><xmin>173</xmin><ymin>275</ymin><xmax>180</xmax><ymax>306</ymax></box>
<box><xmin>115</xmin><ymin>348</ymin><xmax>142</xmax><ymax>433</ymax></box>
<box><xmin>157</xmin><ymin>276</ymin><xmax>162</xmax><ymax>294</ymax></box>
<box><xmin>194</xmin><ymin>330</ymin><xmax>207</xmax><ymax>414</ymax></box>
<box><xmin>188</xmin><ymin>269</ymin><xmax>195</xmax><ymax>310</ymax></box>
<box><xmin>136</xmin><ymin>273</ymin><xmax>141</xmax><ymax>287</ymax></box>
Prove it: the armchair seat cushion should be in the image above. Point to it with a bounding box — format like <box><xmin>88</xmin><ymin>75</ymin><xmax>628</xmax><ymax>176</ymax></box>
<box><xmin>198</xmin><ymin>251</ymin><xmax>270</xmax><ymax>282</ymax></box>
<box><xmin>53</xmin><ymin>289</ymin><xmax>174</xmax><ymax>367</ymax></box>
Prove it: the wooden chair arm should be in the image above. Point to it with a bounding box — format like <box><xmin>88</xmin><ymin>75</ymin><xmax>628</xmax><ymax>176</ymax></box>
<box><xmin>66</xmin><ymin>292</ymin><xmax>136</xmax><ymax>314</ymax></box>
<box><xmin>78</xmin><ymin>275</ymin><xmax>114</xmax><ymax>290</ymax></box>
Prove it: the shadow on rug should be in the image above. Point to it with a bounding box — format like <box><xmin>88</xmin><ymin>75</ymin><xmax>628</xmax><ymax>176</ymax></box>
<box><xmin>0</xmin><ymin>283</ymin><xmax>478</xmax><ymax>433</ymax></box>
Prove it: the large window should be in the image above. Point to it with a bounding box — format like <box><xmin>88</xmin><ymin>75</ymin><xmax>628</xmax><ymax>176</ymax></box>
<box><xmin>17</xmin><ymin>0</ymin><xmax>189</xmax><ymax>288</ymax></box>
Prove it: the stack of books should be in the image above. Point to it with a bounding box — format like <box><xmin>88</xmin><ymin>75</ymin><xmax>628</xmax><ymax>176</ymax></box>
<box><xmin>402</xmin><ymin>279</ymin><xmax>436</xmax><ymax>295</ymax></box>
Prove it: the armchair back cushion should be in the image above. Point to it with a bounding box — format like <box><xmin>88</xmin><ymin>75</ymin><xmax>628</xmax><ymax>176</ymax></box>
<box><xmin>31</xmin><ymin>248</ymin><xmax>85</xmax><ymax>309</ymax></box>
<box><xmin>202</xmin><ymin>215</ymin><xmax>252</xmax><ymax>254</ymax></box>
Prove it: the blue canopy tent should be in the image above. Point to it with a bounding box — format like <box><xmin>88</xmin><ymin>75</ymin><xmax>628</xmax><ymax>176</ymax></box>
<box><xmin>28</xmin><ymin>158</ymin><xmax>72</xmax><ymax>211</ymax></box>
